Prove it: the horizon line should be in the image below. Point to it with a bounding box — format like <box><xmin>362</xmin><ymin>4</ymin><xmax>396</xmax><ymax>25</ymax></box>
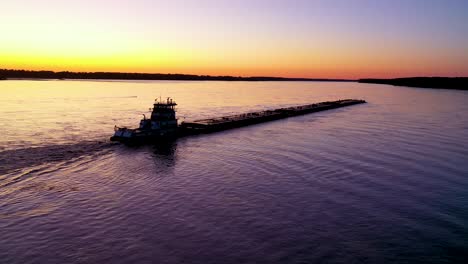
<box><xmin>2</xmin><ymin>68</ymin><xmax>468</xmax><ymax>82</ymax></box>
<box><xmin>0</xmin><ymin>68</ymin><xmax>354</xmax><ymax>81</ymax></box>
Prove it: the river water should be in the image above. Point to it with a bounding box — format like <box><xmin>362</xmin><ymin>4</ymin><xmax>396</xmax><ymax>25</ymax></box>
<box><xmin>1</xmin><ymin>80</ymin><xmax>467</xmax><ymax>263</ymax></box>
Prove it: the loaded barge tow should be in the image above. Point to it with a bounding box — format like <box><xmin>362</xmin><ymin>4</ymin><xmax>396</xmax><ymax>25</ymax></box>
<box><xmin>111</xmin><ymin>98</ymin><xmax>366</xmax><ymax>143</ymax></box>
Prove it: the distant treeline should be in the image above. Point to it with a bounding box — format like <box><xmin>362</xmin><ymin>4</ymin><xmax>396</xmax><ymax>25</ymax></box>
<box><xmin>0</xmin><ymin>69</ymin><xmax>351</xmax><ymax>82</ymax></box>
<box><xmin>359</xmin><ymin>77</ymin><xmax>468</xmax><ymax>90</ymax></box>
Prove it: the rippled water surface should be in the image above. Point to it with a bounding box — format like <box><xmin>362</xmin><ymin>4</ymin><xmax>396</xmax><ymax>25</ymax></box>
<box><xmin>1</xmin><ymin>80</ymin><xmax>468</xmax><ymax>263</ymax></box>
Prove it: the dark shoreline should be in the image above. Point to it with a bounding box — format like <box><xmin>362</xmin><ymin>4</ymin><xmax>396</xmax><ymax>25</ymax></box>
<box><xmin>2</xmin><ymin>70</ymin><xmax>466</xmax><ymax>90</ymax></box>
<box><xmin>0</xmin><ymin>69</ymin><xmax>351</xmax><ymax>82</ymax></box>
<box><xmin>359</xmin><ymin>77</ymin><xmax>468</xmax><ymax>90</ymax></box>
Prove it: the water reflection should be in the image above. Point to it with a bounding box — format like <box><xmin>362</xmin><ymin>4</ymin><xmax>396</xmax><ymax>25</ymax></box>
<box><xmin>151</xmin><ymin>141</ymin><xmax>177</xmax><ymax>157</ymax></box>
<box><xmin>151</xmin><ymin>140</ymin><xmax>177</xmax><ymax>165</ymax></box>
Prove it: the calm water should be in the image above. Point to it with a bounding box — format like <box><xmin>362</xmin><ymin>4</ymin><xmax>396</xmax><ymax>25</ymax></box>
<box><xmin>1</xmin><ymin>80</ymin><xmax>467</xmax><ymax>264</ymax></box>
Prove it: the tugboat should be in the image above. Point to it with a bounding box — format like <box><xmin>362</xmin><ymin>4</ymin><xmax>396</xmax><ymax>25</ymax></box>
<box><xmin>110</xmin><ymin>97</ymin><xmax>178</xmax><ymax>143</ymax></box>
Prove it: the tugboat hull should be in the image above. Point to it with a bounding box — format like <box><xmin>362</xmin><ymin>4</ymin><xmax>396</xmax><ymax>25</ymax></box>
<box><xmin>110</xmin><ymin>129</ymin><xmax>178</xmax><ymax>144</ymax></box>
<box><xmin>110</xmin><ymin>134</ymin><xmax>177</xmax><ymax>144</ymax></box>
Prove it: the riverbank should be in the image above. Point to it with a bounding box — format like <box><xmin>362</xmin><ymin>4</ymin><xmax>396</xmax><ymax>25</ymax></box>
<box><xmin>3</xmin><ymin>70</ymin><xmax>466</xmax><ymax>90</ymax></box>
<box><xmin>0</xmin><ymin>69</ymin><xmax>351</xmax><ymax>82</ymax></box>
<box><xmin>359</xmin><ymin>77</ymin><xmax>468</xmax><ymax>90</ymax></box>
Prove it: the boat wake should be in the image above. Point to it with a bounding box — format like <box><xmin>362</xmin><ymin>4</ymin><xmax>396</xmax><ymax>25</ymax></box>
<box><xmin>0</xmin><ymin>141</ymin><xmax>114</xmax><ymax>176</ymax></box>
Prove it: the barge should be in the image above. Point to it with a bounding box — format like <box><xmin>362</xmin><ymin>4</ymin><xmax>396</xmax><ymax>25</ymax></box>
<box><xmin>180</xmin><ymin>99</ymin><xmax>365</xmax><ymax>134</ymax></box>
<box><xmin>110</xmin><ymin>98</ymin><xmax>366</xmax><ymax>143</ymax></box>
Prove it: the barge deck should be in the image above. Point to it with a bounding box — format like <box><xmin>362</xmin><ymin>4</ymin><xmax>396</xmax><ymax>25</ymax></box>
<box><xmin>180</xmin><ymin>99</ymin><xmax>366</xmax><ymax>134</ymax></box>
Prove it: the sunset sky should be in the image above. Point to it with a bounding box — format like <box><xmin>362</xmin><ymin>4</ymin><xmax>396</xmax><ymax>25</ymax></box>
<box><xmin>1</xmin><ymin>0</ymin><xmax>467</xmax><ymax>79</ymax></box>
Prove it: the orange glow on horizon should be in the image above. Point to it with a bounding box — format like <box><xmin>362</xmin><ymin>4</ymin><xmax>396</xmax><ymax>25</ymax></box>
<box><xmin>1</xmin><ymin>1</ymin><xmax>467</xmax><ymax>79</ymax></box>
<box><xmin>3</xmin><ymin>57</ymin><xmax>466</xmax><ymax>80</ymax></box>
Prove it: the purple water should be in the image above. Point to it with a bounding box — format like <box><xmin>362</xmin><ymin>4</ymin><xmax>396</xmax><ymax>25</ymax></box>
<box><xmin>1</xmin><ymin>80</ymin><xmax>468</xmax><ymax>263</ymax></box>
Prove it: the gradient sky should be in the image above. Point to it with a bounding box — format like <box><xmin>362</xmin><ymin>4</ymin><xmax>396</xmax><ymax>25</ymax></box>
<box><xmin>1</xmin><ymin>0</ymin><xmax>467</xmax><ymax>78</ymax></box>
